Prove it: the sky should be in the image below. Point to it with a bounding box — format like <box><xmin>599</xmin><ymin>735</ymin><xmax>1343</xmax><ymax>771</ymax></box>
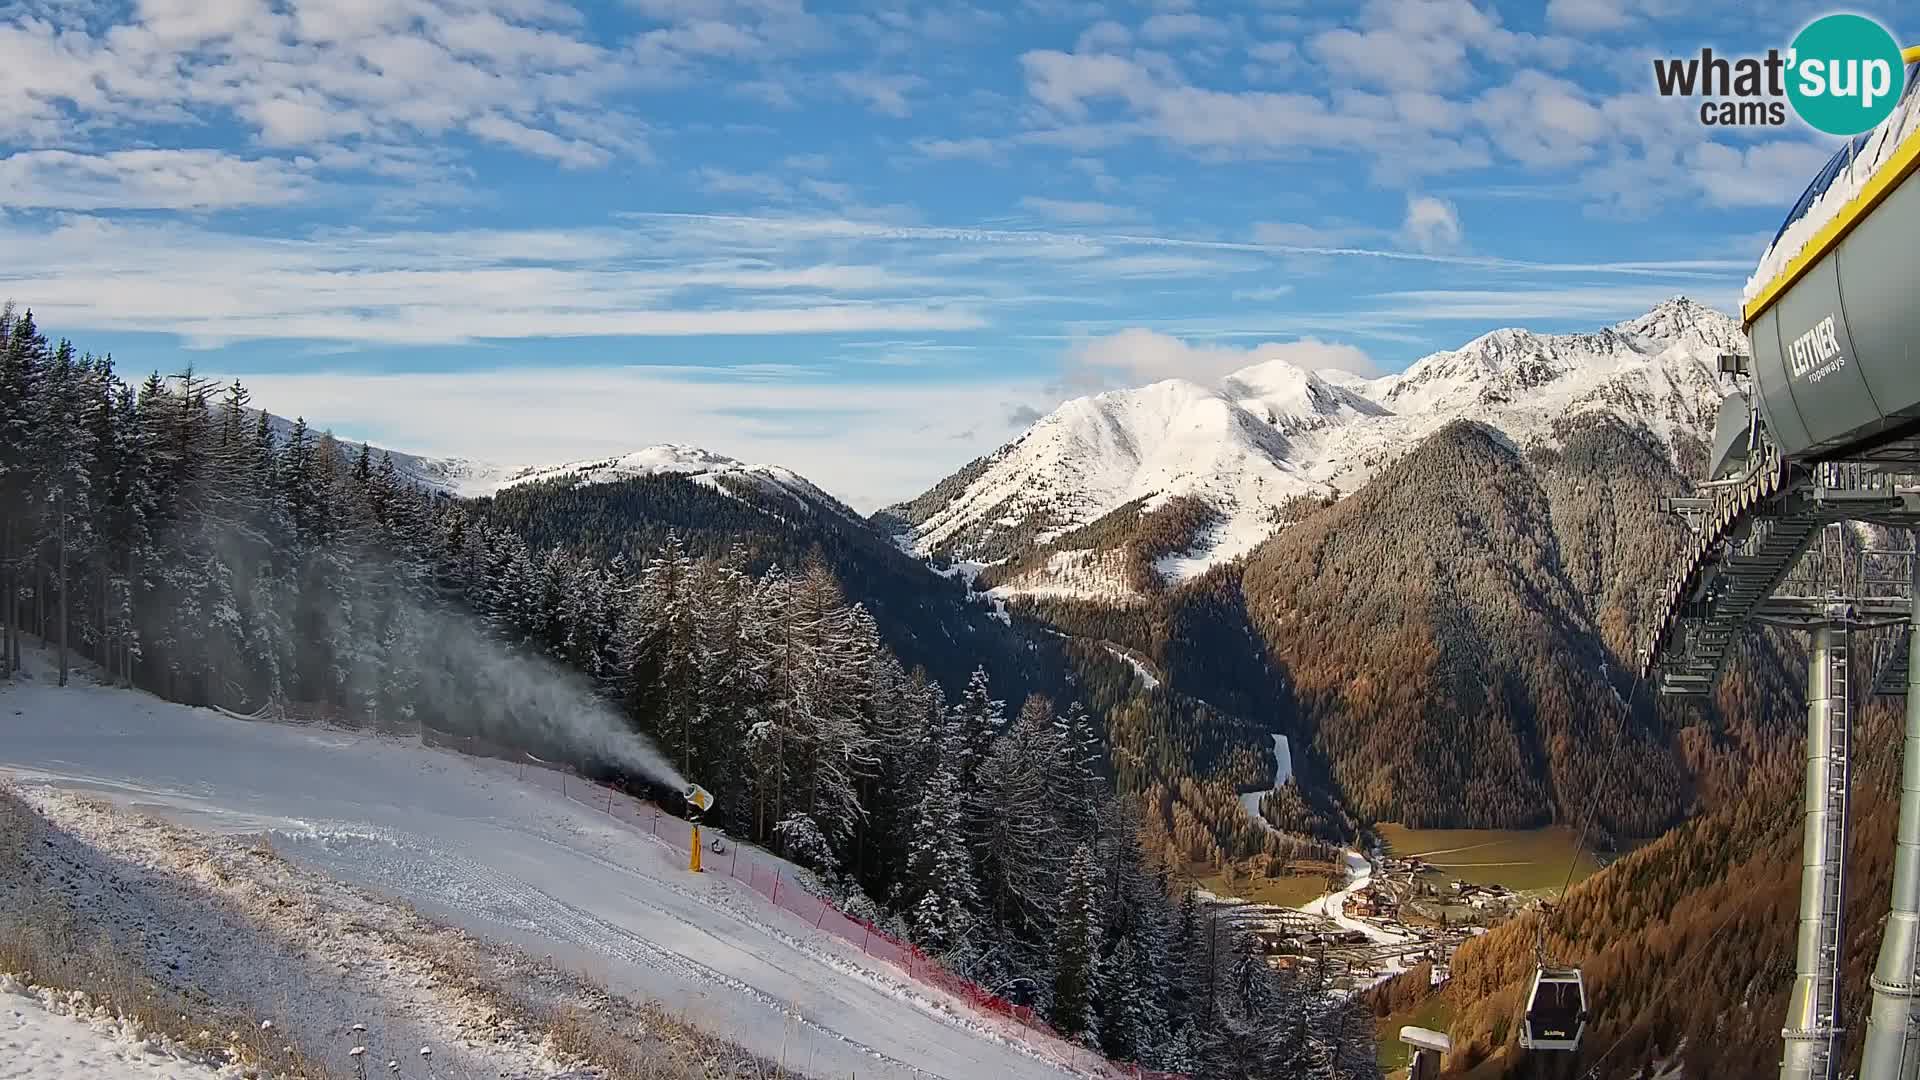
<box><xmin>0</xmin><ymin>0</ymin><xmax>1905</xmax><ymax>510</ymax></box>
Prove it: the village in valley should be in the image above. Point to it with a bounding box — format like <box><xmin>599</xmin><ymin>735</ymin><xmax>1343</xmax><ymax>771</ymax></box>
<box><xmin>1199</xmin><ymin>846</ymin><xmax>1536</xmax><ymax>994</ymax></box>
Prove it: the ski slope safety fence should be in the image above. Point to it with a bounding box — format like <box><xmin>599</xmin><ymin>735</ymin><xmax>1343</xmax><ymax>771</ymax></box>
<box><xmin>514</xmin><ymin>755</ymin><xmax>1189</xmax><ymax>1080</ymax></box>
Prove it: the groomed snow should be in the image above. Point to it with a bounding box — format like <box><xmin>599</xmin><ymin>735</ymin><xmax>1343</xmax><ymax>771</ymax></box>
<box><xmin>1</xmin><ymin>976</ymin><xmax>230</xmax><ymax>1080</ymax></box>
<box><xmin>0</xmin><ymin>664</ymin><xmax>1091</xmax><ymax>1080</ymax></box>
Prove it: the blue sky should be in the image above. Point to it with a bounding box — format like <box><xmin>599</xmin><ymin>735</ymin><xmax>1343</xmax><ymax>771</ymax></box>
<box><xmin>0</xmin><ymin>0</ymin><xmax>1905</xmax><ymax>508</ymax></box>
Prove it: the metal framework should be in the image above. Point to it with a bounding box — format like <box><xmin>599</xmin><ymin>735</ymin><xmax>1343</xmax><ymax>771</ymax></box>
<box><xmin>1647</xmin><ymin>451</ymin><xmax>1920</xmax><ymax>1080</ymax></box>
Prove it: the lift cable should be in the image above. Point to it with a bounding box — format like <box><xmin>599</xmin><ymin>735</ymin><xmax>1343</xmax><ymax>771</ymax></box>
<box><xmin>1536</xmin><ymin>661</ymin><xmax>1648</xmax><ymax>966</ymax></box>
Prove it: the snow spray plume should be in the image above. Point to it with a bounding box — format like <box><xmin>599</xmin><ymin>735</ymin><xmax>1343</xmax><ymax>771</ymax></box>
<box><xmin>406</xmin><ymin>608</ymin><xmax>688</xmax><ymax>791</ymax></box>
<box><xmin>175</xmin><ymin>433</ymin><xmax>682</xmax><ymax>790</ymax></box>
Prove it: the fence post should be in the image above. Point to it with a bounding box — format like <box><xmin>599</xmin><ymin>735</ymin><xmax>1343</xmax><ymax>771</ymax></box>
<box><xmin>862</xmin><ymin>923</ymin><xmax>871</xmax><ymax>951</ymax></box>
<box><xmin>651</xmin><ymin>808</ymin><xmax>658</xmax><ymax>836</ymax></box>
<box><xmin>773</xmin><ymin>869</ymin><xmax>781</xmax><ymax>904</ymax></box>
<box><xmin>816</xmin><ymin>901</ymin><xmax>826</xmax><ymax>929</ymax></box>
<box><xmin>731</xmin><ymin>846</ymin><xmax>738</xmax><ymax>877</ymax></box>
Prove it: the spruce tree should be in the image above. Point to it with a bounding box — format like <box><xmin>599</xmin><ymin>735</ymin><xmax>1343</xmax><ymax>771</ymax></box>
<box><xmin>1053</xmin><ymin>843</ymin><xmax>1101</xmax><ymax>1040</ymax></box>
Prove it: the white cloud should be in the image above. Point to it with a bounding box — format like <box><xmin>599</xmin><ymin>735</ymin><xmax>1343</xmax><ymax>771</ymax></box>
<box><xmin>1401</xmin><ymin>194</ymin><xmax>1463</xmax><ymax>252</ymax></box>
<box><xmin>1308</xmin><ymin>0</ymin><xmax>1572</xmax><ymax>93</ymax></box>
<box><xmin>1545</xmin><ymin>0</ymin><xmax>1636</xmax><ymax>31</ymax></box>
<box><xmin>1064</xmin><ymin>327</ymin><xmax>1383</xmax><ymax>390</ymax></box>
<box><xmin>1074</xmin><ymin>19</ymin><xmax>1131</xmax><ymax>52</ymax></box>
<box><xmin>217</xmin><ymin>364</ymin><xmax>1050</xmax><ymax>512</ymax></box>
<box><xmin>1367</xmin><ymin>284</ymin><xmax>1741</xmax><ymax>321</ymax></box>
<box><xmin>2</xmin><ymin>215</ymin><xmax>985</xmax><ymax>347</ymax></box>
<box><xmin>0</xmin><ymin>0</ymin><xmax>656</xmax><ymax>171</ymax></box>
<box><xmin>1474</xmin><ymin>71</ymin><xmax>1608</xmax><ymax>167</ymax></box>
<box><xmin>834</xmin><ymin>72</ymin><xmax>925</xmax><ymax>118</ymax></box>
<box><xmin>0</xmin><ymin>149</ymin><xmax>312</xmax><ymax>210</ymax></box>
<box><xmin>910</xmin><ymin>136</ymin><xmax>1005</xmax><ymax>163</ymax></box>
<box><xmin>698</xmin><ymin>167</ymin><xmax>793</xmax><ymax>200</ymax></box>
<box><xmin>467</xmin><ymin>113</ymin><xmax>614</xmax><ymax>167</ymax></box>
<box><xmin>1682</xmin><ymin>141</ymin><xmax>1836</xmax><ymax>209</ymax></box>
<box><xmin>1017</xmin><ymin>196</ymin><xmax>1132</xmax><ymax>224</ymax></box>
<box><xmin>1139</xmin><ymin>13</ymin><xmax>1228</xmax><ymax>42</ymax></box>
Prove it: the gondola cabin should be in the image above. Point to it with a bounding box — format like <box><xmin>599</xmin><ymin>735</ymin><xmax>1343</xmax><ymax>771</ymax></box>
<box><xmin>1520</xmin><ymin>967</ymin><xmax>1587</xmax><ymax>1052</ymax></box>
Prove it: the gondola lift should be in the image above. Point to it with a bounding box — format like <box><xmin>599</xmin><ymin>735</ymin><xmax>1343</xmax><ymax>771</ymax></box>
<box><xmin>1519</xmin><ymin>965</ymin><xmax>1589</xmax><ymax>1052</ymax></box>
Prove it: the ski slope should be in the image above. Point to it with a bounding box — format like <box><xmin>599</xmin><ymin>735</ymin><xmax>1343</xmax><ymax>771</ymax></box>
<box><xmin>0</xmin><ymin>668</ymin><xmax>1085</xmax><ymax>1080</ymax></box>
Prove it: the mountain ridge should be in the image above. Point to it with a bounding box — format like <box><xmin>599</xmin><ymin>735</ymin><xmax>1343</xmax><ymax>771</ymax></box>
<box><xmin>887</xmin><ymin>297</ymin><xmax>1738</xmax><ymax>601</ymax></box>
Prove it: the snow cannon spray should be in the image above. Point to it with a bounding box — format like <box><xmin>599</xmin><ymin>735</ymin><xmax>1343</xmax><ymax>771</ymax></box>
<box><xmin>405</xmin><ymin>606</ymin><xmax>689</xmax><ymax>792</ymax></box>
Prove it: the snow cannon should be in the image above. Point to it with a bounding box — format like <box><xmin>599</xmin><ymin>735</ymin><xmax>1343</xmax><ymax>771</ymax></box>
<box><xmin>1742</xmin><ymin>52</ymin><xmax>1920</xmax><ymax>464</ymax></box>
<box><xmin>683</xmin><ymin>783</ymin><xmax>714</xmax><ymax>815</ymax></box>
<box><xmin>682</xmin><ymin>783</ymin><xmax>714</xmax><ymax>874</ymax></box>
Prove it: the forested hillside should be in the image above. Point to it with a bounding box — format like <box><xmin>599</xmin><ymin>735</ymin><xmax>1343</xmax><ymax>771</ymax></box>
<box><xmin>1009</xmin><ymin>411</ymin><xmax>1804</xmax><ymax>844</ymax></box>
<box><xmin>1390</xmin><ymin>651</ymin><xmax>1886</xmax><ymax>1079</ymax></box>
<box><xmin>0</xmin><ymin>307</ymin><xmax>1380</xmax><ymax>1078</ymax></box>
<box><xmin>1239</xmin><ymin>419</ymin><xmax>1682</xmax><ymax>835</ymax></box>
<box><xmin>478</xmin><ymin>471</ymin><xmax>1060</xmax><ymax>702</ymax></box>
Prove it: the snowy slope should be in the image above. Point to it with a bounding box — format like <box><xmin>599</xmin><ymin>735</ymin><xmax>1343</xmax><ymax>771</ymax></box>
<box><xmin>895</xmin><ymin>298</ymin><xmax>1737</xmax><ymax>595</ymax></box>
<box><xmin>0</xmin><ymin>668</ymin><xmax>1088</xmax><ymax>1080</ymax></box>
<box><xmin>2</xmin><ymin>976</ymin><xmax>231</xmax><ymax>1080</ymax></box>
<box><xmin>468</xmin><ymin>443</ymin><xmax>864</xmax><ymax>522</ymax></box>
<box><xmin>250</xmin><ymin>406</ymin><xmax>847</xmax><ymax>522</ymax></box>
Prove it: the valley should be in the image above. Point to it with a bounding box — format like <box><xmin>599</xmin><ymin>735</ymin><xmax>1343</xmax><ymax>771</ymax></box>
<box><xmin>1373</xmin><ymin>825</ymin><xmax>1604</xmax><ymax>894</ymax></box>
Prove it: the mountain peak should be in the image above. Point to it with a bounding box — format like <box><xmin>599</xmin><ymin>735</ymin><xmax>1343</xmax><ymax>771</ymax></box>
<box><xmin>1613</xmin><ymin>296</ymin><xmax>1743</xmax><ymax>351</ymax></box>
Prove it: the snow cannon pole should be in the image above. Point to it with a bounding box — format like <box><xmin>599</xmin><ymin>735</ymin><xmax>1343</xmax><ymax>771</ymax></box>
<box><xmin>683</xmin><ymin>782</ymin><xmax>715</xmax><ymax>874</ymax></box>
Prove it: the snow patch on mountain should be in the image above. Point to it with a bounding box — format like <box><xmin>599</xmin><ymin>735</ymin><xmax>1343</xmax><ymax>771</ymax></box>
<box><xmin>907</xmin><ymin>376</ymin><xmax>1316</xmax><ymax>562</ymax></box>
<box><xmin>897</xmin><ymin>298</ymin><xmax>1738</xmax><ymax>595</ymax></box>
<box><xmin>459</xmin><ymin>444</ymin><xmax>863</xmax><ymax>521</ymax></box>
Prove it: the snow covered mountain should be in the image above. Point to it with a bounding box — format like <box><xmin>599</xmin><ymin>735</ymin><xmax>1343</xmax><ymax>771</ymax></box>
<box><xmin>888</xmin><ymin>297</ymin><xmax>1739</xmax><ymax>599</ymax></box>
<box><xmin>463</xmin><ymin>443</ymin><xmax>863</xmax><ymax>521</ymax></box>
<box><xmin>265</xmin><ymin>423</ymin><xmax>861</xmax><ymax>527</ymax></box>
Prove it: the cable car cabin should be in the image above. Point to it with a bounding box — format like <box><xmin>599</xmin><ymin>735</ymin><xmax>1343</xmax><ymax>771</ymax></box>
<box><xmin>1520</xmin><ymin>968</ymin><xmax>1588</xmax><ymax>1052</ymax></box>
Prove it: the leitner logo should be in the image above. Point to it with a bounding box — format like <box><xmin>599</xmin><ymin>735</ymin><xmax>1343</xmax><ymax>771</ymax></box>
<box><xmin>1653</xmin><ymin>14</ymin><xmax>1906</xmax><ymax>135</ymax></box>
<box><xmin>1790</xmin><ymin>314</ymin><xmax>1847</xmax><ymax>383</ymax></box>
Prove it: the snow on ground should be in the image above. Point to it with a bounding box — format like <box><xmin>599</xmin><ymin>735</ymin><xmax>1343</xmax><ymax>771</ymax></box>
<box><xmin>3</xmin><ymin>785</ymin><xmax>582</xmax><ymax>1080</ymax></box>
<box><xmin>0</xmin><ymin>662</ymin><xmax>1089</xmax><ymax>1080</ymax></box>
<box><xmin>1</xmin><ymin>975</ymin><xmax>231</xmax><ymax>1080</ymax></box>
<box><xmin>981</xmin><ymin>549</ymin><xmax>1151</xmax><ymax>606</ymax></box>
<box><xmin>1151</xmin><ymin>516</ymin><xmax>1275</xmax><ymax>584</ymax></box>
<box><xmin>1105</xmin><ymin>646</ymin><xmax>1160</xmax><ymax>690</ymax></box>
<box><xmin>1298</xmin><ymin>851</ymin><xmax>1413</xmax><ymax>948</ymax></box>
<box><xmin>1234</xmin><ymin>734</ymin><xmax>1291</xmax><ymax>835</ymax></box>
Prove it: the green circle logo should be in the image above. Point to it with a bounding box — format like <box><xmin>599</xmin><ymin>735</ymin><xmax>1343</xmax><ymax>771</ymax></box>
<box><xmin>1787</xmin><ymin>14</ymin><xmax>1907</xmax><ymax>135</ymax></box>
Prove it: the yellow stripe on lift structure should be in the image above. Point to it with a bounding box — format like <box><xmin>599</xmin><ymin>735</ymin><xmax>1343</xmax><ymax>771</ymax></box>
<box><xmin>1744</xmin><ymin>46</ymin><xmax>1920</xmax><ymax>328</ymax></box>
